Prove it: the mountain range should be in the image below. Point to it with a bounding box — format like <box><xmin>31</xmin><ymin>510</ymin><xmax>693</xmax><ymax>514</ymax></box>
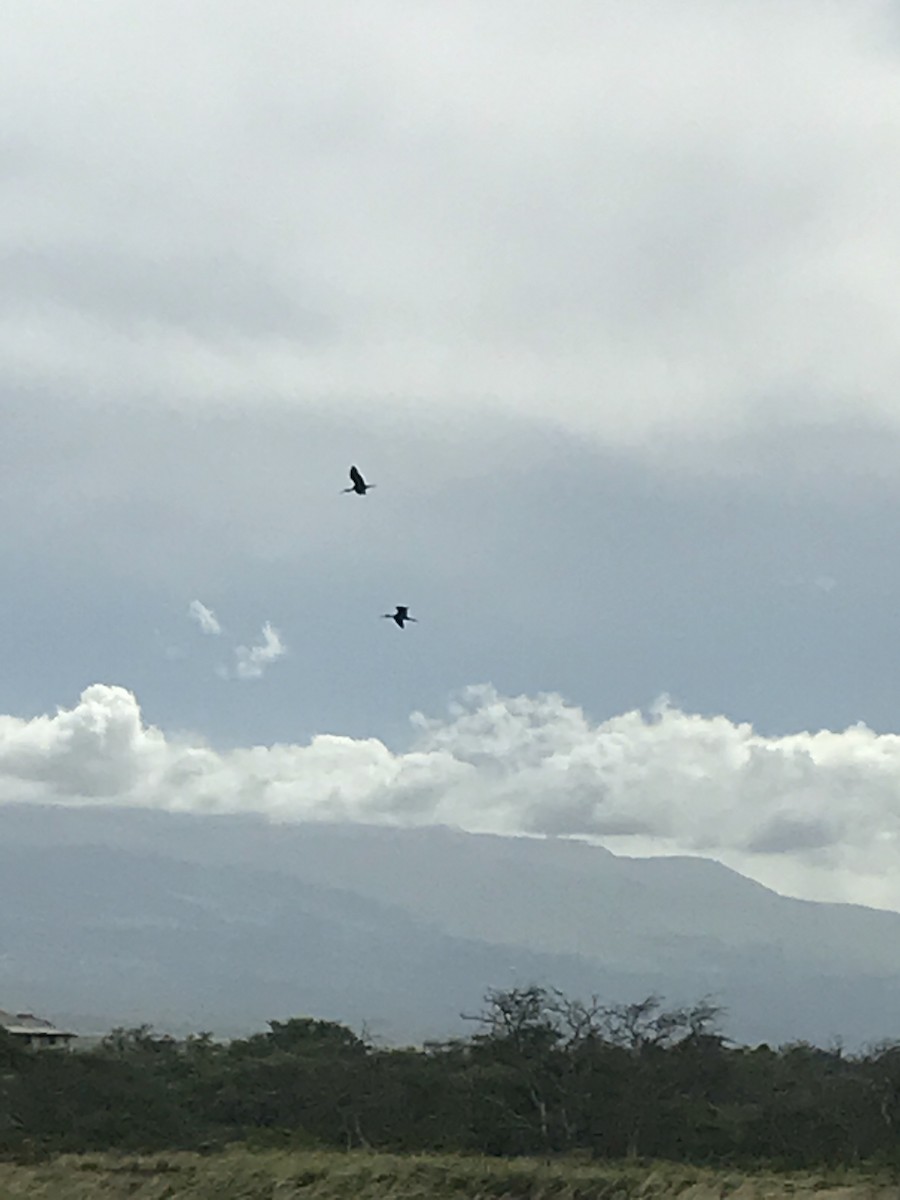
<box><xmin>1</xmin><ymin>802</ymin><xmax>899</xmax><ymax>1047</ymax></box>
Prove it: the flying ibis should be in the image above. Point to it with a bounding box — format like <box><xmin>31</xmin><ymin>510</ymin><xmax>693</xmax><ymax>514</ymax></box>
<box><xmin>342</xmin><ymin>465</ymin><xmax>375</xmax><ymax>495</ymax></box>
<box><xmin>383</xmin><ymin>605</ymin><xmax>416</xmax><ymax>629</ymax></box>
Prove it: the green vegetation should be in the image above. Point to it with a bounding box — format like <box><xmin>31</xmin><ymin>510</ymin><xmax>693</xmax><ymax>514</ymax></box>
<box><xmin>1</xmin><ymin>986</ymin><xmax>900</xmax><ymax>1177</ymax></box>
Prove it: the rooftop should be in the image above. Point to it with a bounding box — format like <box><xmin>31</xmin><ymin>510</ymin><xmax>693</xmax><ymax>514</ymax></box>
<box><xmin>0</xmin><ymin>1010</ymin><xmax>76</xmax><ymax>1038</ymax></box>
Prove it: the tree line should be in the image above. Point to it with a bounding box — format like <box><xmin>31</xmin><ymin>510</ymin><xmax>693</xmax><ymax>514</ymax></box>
<box><xmin>1</xmin><ymin>985</ymin><xmax>900</xmax><ymax>1166</ymax></box>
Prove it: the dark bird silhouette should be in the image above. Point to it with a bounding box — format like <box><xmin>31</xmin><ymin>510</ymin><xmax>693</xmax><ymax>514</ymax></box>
<box><xmin>342</xmin><ymin>465</ymin><xmax>375</xmax><ymax>495</ymax></box>
<box><xmin>383</xmin><ymin>605</ymin><xmax>417</xmax><ymax>629</ymax></box>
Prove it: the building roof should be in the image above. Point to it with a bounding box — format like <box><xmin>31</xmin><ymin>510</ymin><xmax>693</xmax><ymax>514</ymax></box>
<box><xmin>0</xmin><ymin>1009</ymin><xmax>76</xmax><ymax>1038</ymax></box>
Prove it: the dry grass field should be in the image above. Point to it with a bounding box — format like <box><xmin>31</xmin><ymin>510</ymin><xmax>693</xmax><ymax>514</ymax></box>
<box><xmin>0</xmin><ymin>1149</ymin><xmax>893</xmax><ymax>1200</ymax></box>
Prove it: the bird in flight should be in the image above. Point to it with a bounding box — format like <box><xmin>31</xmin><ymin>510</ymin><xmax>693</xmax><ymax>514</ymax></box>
<box><xmin>383</xmin><ymin>605</ymin><xmax>417</xmax><ymax>629</ymax></box>
<box><xmin>342</xmin><ymin>465</ymin><xmax>375</xmax><ymax>495</ymax></box>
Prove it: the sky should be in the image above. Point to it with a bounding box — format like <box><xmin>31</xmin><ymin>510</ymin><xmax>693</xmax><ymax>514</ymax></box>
<box><xmin>3</xmin><ymin>0</ymin><xmax>900</xmax><ymax>910</ymax></box>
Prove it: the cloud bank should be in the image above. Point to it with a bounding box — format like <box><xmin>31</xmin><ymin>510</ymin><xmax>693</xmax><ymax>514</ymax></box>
<box><xmin>4</xmin><ymin>2</ymin><xmax>900</xmax><ymax>459</ymax></box>
<box><xmin>2</xmin><ymin>682</ymin><xmax>900</xmax><ymax>911</ymax></box>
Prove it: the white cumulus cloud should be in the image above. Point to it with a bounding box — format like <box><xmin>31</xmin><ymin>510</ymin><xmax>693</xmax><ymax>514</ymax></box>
<box><xmin>188</xmin><ymin>600</ymin><xmax>223</xmax><ymax>636</ymax></box>
<box><xmin>2</xmin><ymin>683</ymin><xmax>900</xmax><ymax>911</ymax></box>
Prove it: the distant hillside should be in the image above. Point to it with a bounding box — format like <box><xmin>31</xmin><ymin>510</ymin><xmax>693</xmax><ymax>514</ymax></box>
<box><xmin>1</xmin><ymin>804</ymin><xmax>899</xmax><ymax>1045</ymax></box>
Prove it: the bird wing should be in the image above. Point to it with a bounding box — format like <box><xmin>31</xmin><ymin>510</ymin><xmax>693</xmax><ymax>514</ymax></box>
<box><xmin>396</xmin><ymin>606</ymin><xmax>408</xmax><ymax>618</ymax></box>
<box><xmin>349</xmin><ymin>465</ymin><xmax>363</xmax><ymax>485</ymax></box>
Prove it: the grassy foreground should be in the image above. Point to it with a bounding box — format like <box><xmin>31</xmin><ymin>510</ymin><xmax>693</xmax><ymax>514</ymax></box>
<box><xmin>0</xmin><ymin>1149</ymin><xmax>893</xmax><ymax>1200</ymax></box>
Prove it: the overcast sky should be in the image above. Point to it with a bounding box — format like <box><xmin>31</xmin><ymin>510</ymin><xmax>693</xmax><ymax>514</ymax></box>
<box><xmin>3</xmin><ymin>0</ymin><xmax>900</xmax><ymax>910</ymax></box>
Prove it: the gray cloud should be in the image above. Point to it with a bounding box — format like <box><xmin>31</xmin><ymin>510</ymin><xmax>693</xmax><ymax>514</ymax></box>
<box><xmin>1</xmin><ymin>2</ymin><xmax>899</xmax><ymax>458</ymax></box>
<box><xmin>745</xmin><ymin>815</ymin><xmax>836</xmax><ymax>855</ymax></box>
<box><xmin>0</xmin><ymin>247</ymin><xmax>334</xmax><ymax>342</ymax></box>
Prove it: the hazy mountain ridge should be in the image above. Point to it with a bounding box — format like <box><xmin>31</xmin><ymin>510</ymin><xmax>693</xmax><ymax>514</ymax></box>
<box><xmin>0</xmin><ymin>838</ymin><xmax>646</xmax><ymax>1041</ymax></box>
<box><xmin>1</xmin><ymin>804</ymin><xmax>899</xmax><ymax>1045</ymax></box>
